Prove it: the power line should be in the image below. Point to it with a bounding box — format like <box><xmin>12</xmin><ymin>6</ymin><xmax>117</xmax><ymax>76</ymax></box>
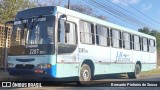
<box><xmin>121</xmin><ymin>0</ymin><xmax>160</xmax><ymax>24</ymax></box>
<box><xmin>104</xmin><ymin>0</ymin><xmax>160</xmax><ymax>29</ymax></box>
<box><xmin>83</xmin><ymin>0</ymin><xmax>144</xmax><ymax>27</ymax></box>
<box><xmin>82</xmin><ymin>0</ymin><xmax>160</xmax><ymax>30</ymax></box>
<box><xmin>83</xmin><ymin>0</ymin><xmax>158</xmax><ymax>29</ymax></box>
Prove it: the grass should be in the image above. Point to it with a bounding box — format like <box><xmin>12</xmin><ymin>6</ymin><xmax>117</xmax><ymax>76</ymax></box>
<box><xmin>140</xmin><ymin>68</ymin><xmax>160</xmax><ymax>75</ymax></box>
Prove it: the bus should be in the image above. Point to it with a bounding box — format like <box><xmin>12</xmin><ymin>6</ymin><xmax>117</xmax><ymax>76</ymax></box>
<box><xmin>6</xmin><ymin>6</ymin><xmax>157</xmax><ymax>84</ymax></box>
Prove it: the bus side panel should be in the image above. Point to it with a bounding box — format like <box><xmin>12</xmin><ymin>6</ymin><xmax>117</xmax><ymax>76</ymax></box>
<box><xmin>149</xmin><ymin>51</ymin><xmax>157</xmax><ymax>70</ymax></box>
<box><xmin>122</xmin><ymin>49</ymin><xmax>134</xmax><ymax>73</ymax></box>
<box><xmin>141</xmin><ymin>52</ymin><xmax>150</xmax><ymax>71</ymax></box>
<box><xmin>109</xmin><ymin>47</ymin><xmax>134</xmax><ymax>74</ymax></box>
<box><xmin>132</xmin><ymin>50</ymin><xmax>142</xmax><ymax>70</ymax></box>
<box><xmin>78</xmin><ymin>44</ymin><xmax>111</xmax><ymax>75</ymax></box>
<box><xmin>56</xmin><ymin>54</ymin><xmax>79</xmax><ymax>78</ymax></box>
<box><xmin>110</xmin><ymin>48</ymin><xmax>123</xmax><ymax>73</ymax></box>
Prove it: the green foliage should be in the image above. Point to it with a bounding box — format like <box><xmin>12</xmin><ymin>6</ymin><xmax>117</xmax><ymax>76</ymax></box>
<box><xmin>34</xmin><ymin>0</ymin><xmax>107</xmax><ymax>20</ymax></box>
<box><xmin>138</xmin><ymin>27</ymin><xmax>160</xmax><ymax>51</ymax></box>
<box><xmin>65</xmin><ymin>4</ymin><xmax>107</xmax><ymax>20</ymax></box>
<box><xmin>138</xmin><ymin>27</ymin><xmax>150</xmax><ymax>35</ymax></box>
<box><xmin>0</xmin><ymin>0</ymin><xmax>35</xmax><ymax>24</ymax></box>
<box><xmin>141</xmin><ymin>68</ymin><xmax>160</xmax><ymax>75</ymax></box>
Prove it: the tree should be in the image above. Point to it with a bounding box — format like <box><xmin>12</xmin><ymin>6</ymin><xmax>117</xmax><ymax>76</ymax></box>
<box><xmin>150</xmin><ymin>30</ymin><xmax>158</xmax><ymax>36</ymax></box>
<box><xmin>152</xmin><ymin>32</ymin><xmax>160</xmax><ymax>51</ymax></box>
<box><xmin>69</xmin><ymin>4</ymin><xmax>93</xmax><ymax>15</ymax></box>
<box><xmin>33</xmin><ymin>0</ymin><xmax>63</xmax><ymax>7</ymax></box>
<box><xmin>0</xmin><ymin>0</ymin><xmax>35</xmax><ymax>24</ymax></box>
<box><xmin>138</xmin><ymin>27</ymin><xmax>160</xmax><ymax>51</ymax></box>
<box><xmin>138</xmin><ymin>27</ymin><xmax>150</xmax><ymax>35</ymax></box>
<box><xmin>34</xmin><ymin>0</ymin><xmax>107</xmax><ymax>20</ymax></box>
<box><xmin>66</xmin><ymin>4</ymin><xmax>107</xmax><ymax>20</ymax></box>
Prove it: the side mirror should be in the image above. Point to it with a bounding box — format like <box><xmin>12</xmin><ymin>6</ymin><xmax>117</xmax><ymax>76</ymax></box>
<box><xmin>65</xmin><ymin>22</ymin><xmax>70</xmax><ymax>33</ymax></box>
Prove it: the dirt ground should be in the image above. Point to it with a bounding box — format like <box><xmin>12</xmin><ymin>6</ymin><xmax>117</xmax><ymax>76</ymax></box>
<box><xmin>0</xmin><ymin>70</ymin><xmax>20</xmax><ymax>81</ymax></box>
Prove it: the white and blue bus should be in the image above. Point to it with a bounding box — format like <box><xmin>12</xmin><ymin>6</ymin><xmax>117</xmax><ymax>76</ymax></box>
<box><xmin>6</xmin><ymin>6</ymin><xmax>157</xmax><ymax>84</ymax></box>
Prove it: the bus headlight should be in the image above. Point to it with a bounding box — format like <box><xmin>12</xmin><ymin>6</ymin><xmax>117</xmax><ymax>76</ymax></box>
<box><xmin>37</xmin><ymin>64</ymin><xmax>51</xmax><ymax>69</ymax></box>
<box><xmin>7</xmin><ymin>63</ymin><xmax>15</xmax><ymax>68</ymax></box>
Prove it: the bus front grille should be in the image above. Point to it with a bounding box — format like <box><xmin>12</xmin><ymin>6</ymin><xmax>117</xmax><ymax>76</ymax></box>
<box><xmin>15</xmin><ymin>64</ymin><xmax>35</xmax><ymax>69</ymax></box>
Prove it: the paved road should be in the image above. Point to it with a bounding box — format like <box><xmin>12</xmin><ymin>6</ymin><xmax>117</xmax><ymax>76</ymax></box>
<box><xmin>0</xmin><ymin>74</ymin><xmax>160</xmax><ymax>90</ymax></box>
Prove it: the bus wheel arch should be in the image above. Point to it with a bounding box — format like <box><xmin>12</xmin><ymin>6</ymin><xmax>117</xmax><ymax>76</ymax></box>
<box><xmin>77</xmin><ymin>59</ymin><xmax>95</xmax><ymax>85</ymax></box>
<box><xmin>128</xmin><ymin>61</ymin><xmax>141</xmax><ymax>79</ymax></box>
<box><xmin>81</xmin><ymin>59</ymin><xmax>95</xmax><ymax>77</ymax></box>
<box><xmin>136</xmin><ymin>61</ymin><xmax>142</xmax><ymax>70</ymax></box>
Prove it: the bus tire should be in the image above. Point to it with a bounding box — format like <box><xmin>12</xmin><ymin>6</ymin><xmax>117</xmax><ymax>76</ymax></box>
<box><xmin>77</xmin><ymin>64</ymin><xmax>91</xmax><ymax>85</ymax></box>
<box><xmin>128</xmin><ymin>64</ymin><xmax>141</xmax><ymax>79</ymax></box>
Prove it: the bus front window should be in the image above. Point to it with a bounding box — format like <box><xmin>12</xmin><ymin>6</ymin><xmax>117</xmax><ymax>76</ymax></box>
<box><xmin>9</xmin><ymin>15</ymin><xmax>55</xmax><ymax>55</ymax></box>
<box><xmin>27</xmin><ymin>17</ymin><xmax>54</xmax><ymax>45</ymax></box>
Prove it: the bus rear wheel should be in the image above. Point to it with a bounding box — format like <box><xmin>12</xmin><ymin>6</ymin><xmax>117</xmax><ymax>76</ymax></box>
<box><xmin>128</xmin><ymin>64</ymin><xmax>141</xmax><ymax>79</ymax></box>
<box><xmin>77</xmin><ymin>64</ymin><xmax>91</xmax><ymax>85</ymax></box>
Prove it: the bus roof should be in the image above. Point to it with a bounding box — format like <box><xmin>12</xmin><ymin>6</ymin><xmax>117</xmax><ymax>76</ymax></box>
<box><xmin>56</xmin><ymin>6</ymin><xmax>155</xmax><ymax>40</ymax></box>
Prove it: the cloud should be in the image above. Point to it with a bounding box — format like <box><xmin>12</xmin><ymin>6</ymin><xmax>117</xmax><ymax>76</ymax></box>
<box><xmin>111</xmin><ymin>0</ymin><xmax>140</xmax><ymax>6</ymax></box>
<box><xmin>141</xmin><ymin>3</ymin><xmax>152</xmax><ymax>12</ymax></box>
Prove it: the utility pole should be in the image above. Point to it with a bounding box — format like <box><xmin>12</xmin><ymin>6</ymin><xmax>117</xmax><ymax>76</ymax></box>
<box><xmin>4</xmin><ymin>24</ymin><xmax>8</xmax><ymax>71</ymax></box>
<box><xmin>68</xmin><ymin>0</ymin><xmax>70</xmax><ymax>9</ymax></box>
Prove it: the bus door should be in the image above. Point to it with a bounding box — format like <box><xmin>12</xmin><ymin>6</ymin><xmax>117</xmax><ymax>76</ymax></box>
<box><xmin>56</xmin><ymin>14</ymin><xmax>79</xmax><ymax>77</ymax></box>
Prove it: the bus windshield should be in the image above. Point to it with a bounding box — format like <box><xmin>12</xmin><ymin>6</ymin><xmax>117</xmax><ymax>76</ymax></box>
<box><xmin>9</xmin><ymin>15</ymin><xmax>55</xmax><ymax>55</ymax></box>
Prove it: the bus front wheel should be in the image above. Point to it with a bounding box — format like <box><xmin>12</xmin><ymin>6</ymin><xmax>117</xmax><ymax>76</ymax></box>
<box><xmin>77</xmin><ymin>64</ymin><xmax>91</xmax><ymax>85</ymax></box>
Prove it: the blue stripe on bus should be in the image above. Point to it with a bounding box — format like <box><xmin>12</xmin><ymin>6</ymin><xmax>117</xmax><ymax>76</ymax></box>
<box><xmin>51</xmin><ymin>64</ymin><xmax>56</xmax><ymax>77</ymax></box>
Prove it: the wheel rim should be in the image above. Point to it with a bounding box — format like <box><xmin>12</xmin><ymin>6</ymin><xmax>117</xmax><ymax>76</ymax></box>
<box><xmin>82</xmin><ymin>69</ymin><xmax>89</xmax><ymax>81</ymax></box>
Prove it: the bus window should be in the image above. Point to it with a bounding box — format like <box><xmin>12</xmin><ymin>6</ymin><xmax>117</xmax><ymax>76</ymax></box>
<box><xmin>80</xmin><ymin>21</ymin><xmax>94</xmax><ymax>44</ymax></box>
<box><xmin>96</xmin><ymin>25</ymin><xmax>109</xmax><ymax>46</ymax></box>
<box><xmin>149</xmin><ymin>39</ymin><xmax>155</xmax><ymax>53</ymax></box>
<box><xmin>58</xmin><ymin>19</ymin><xmax>65</xmax><ymax>43</ymax></box>
<box><xmin>111</xmin><ymin>29</ymin><xmax>121</xmax><ymax>48</ymax></box>
<box><xmin>58</xmin><ymin>20</ymin><xmax>77</xmax><ymax>54</ymax></box>
<box><xmin>142</xmin><ymin>37</ymin><xmax>148</xmax><ymax>52</ymax></box>
<box><xmin>58</xmin><ymin>20</ymin><xmax>76</xmax><ymax>44</ymax></box>
<box><xmin>65</xmin><ymin>22</ymin><xmax>77</xmax><ymax>44</ymax></box>
<box><xmin>123</xmin><ymin>32</ymin><xmax>131</xmax><ymax>49</ymax></box>
<box><xmin>133</xmin><ymin>35</ymin><xmax>140</xmax><ymax>51</ymax></box>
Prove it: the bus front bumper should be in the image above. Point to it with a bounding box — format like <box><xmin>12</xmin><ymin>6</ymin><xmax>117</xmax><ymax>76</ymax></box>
<box><xmin>7</xmin><ymin>66</ymin><xmax>56</xmax><ymax>78</ymax></box>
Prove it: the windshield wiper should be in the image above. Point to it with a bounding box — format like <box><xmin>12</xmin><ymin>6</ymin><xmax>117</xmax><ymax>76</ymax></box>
<box><xmin>19</xmin><ymin>15</ymin><xmax>43</xmax><ymax>45</ymax></box>
<box><xmin>28</xmin><ymin>15</ymin><xmax>42</xmax><ymax>38</ymax></box>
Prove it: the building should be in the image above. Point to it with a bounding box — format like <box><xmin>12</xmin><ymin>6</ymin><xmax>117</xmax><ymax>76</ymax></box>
<box><xmin>0</xmin><ymin>24</ymin><xmax>12</xmax><ymax>68</ymax></box>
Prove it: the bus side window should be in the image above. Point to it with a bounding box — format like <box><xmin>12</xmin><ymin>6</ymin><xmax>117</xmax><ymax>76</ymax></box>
<box><xmin>65</xmin><ymin>22</ymin><xmax>77</xmax><ymax>44</ymax></box>
<box><xmin>58</xmin><ymin>20</ymin><xmax>76</xmax><ymax>44</ymax></box>
<box><xmin>58</xmin><ymin>19</ymin><xmax>65</xmax><ymax>43</ymax></box>
<box><xmin>122</xmin><ymin>32</ymin><xmax>131</xmax><ymax>49</ymax></box>
<box><xmin>96</xmin><ymin>25</ymin><xmax>109</xmax><ymax>46</ymax></box>
<box><xmin>142</xmin><ymin>37</ymin><xmax>148</xmax><ymax>52</ymax></box>
<box><xmin>80</xmin><ymin>21</ymin><xmax>94</xmax><ymax>44</ymax></box>
<box><xmin>149</xmin><ymin>39</ymin><xmax>155</xmax><ymax>53</ymax></box>
<box><xmin>58</xmin><ymin>19</ymin><xmax>77</xmax><ymax>54</ymax></box>
<box><xmin>133</xmin><ymin>35</ymin><xmax>140</xmax><ymax>51</ymax></box>
<box><xmin>111</xmin><ymin>29</ymin><xmax>121</xmax><ymax>48</ymax></box>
